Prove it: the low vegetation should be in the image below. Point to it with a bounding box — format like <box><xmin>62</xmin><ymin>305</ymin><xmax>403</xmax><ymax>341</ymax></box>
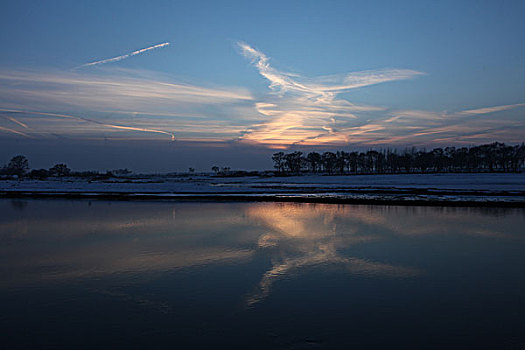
<box><xmin>0</xmin><ymin>155</ymin><xmax>133</xmax><ymax>180</ymax></box>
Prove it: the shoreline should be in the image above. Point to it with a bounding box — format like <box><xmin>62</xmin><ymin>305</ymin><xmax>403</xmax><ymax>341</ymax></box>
<box><xmin>2</xmin><ymin>191</ymin><xmax>524</xmax><ymax>208</ymax></box>
<box><xmin>2</xmin><ymin>173</ymin><xmax>524</xmax><ymax>207</ymax></box>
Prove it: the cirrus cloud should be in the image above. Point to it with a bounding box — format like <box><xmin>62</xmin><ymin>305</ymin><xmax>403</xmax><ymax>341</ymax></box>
<box><xmin>237</xmin><ymin>42</ymin><xmax>424</xmax><ymax>146</ymax></box>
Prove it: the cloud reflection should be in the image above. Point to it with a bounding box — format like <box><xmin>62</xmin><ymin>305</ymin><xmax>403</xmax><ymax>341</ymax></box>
<box><xmin>244</xmin><ymin>203</ymin><xmax>419</xmax><ymax>306</ymax></box>
<box><xmin>1</xmin><ymin>201</ymin><xmax>522</xmax><ymax>307</ymax></box>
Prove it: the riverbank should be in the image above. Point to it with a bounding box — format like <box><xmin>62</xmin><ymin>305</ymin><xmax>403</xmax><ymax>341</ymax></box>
<box><xmin>2</xmin><ymin>173</ymin><xmax>525</xmax><ymax>207</ymax></box>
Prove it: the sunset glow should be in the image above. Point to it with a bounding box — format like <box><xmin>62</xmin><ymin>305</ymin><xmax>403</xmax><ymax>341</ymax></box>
<box><xmin>0</xmin><ymin>1</ymin><xmax>523</xmax><ymax>171</ymax></box>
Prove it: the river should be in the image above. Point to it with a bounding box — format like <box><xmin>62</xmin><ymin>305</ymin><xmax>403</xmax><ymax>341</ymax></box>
<box><xmin>1</xmin><ymin>199</ymin><xmax>524</xmax><ymax>348</ymax></box>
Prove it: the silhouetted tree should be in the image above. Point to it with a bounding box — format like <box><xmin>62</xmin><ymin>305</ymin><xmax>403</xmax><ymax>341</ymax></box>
<box><xmin>28</xmin><ymin>169</ymin><xmax>50</xmax><ymax>179</ymax></box>
<box><xmin>285</xmin><ymin>151</ymin><xmax>304</xmax><ymax>174</ymax></box>
<box><xmin>335</xmin><ymin>151</ymin><xmax>348</xmax><ymax>174</ymax></box>
<box><xmin>269</xmin><ymin>142</ymin><xmax>524</xmax><ymax>175</ymax></box>
<box><xmin>322</xmin><ymin>152</ymin><xmax>337</xmax><ymax>174</ymax></box>
<box><xmin>431</xmin><ymin>148</ymin><xmax>445</xmax><ymax>172</ymax></box>
<box><xmin>511</xmin><ymin>143</ymin><xmax>525</xmax><ymax>171</ymax></box>
<box><xmin>385</xmin><ymin>149</ymin><xmax>398</xmax><ymax>173</ymax></box>
<box><xmin>306</xmin><ymin>152</ymin><xmax>322</xmax><ymax>173</ymax></box>
<box><xmin>366</xmin><ymin>150</ymin><xmax>379</xmax><ymax>173</ymax></box>
<box><xmin>49</xmin><ymin>163</ymin><xmax>71</xmax><ymax>177</ymax></box>
<box><xmin>4</xmin><ymin>155</ymin><xmax>29</xmax><ymax>177</ymax></box>
<box><xmin>444</xmin><ymin>147</ymin><xmax>456</xmax><ymax>172</ymax></box>
<box><xmin>272</xmin><ymin>152</ymin><xmax>286</xmax><ymax>173</ymax></box>
<box><xmin>415</xmin><ymin>150</ymin><xmax>433</xmax><ymax>173</ymax></box>
<box><xmin>348</xmin><ymin>152</ymin><xmax>358</xmax><ymax>173</ymax></box>
<box><xmin>376</xmin><ymin>151</ymin><xmax>386</xmax><ymax>173</ymax></box>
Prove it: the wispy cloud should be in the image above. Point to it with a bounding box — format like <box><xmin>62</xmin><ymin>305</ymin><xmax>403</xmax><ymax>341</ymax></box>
<box><xmin>237</xmin><ymin>42</ymin><xmax>423</xmax><ymax>146</ymax></box>
<box><xmin>1</xmin><ymin>41</ymin><xmax>523</xmax><ymax>147</ymax></box>
<box><xmin>458</xmin><ymin>103</ymin><xmax>525</xmax><ymax>116</ymax></box>
<box><xmin>0</xmin><ymin>109</ymin><xmax>176</xmax><ymax>141</ymax></box>
<box><xmin>355</xmin><ymin>103</ymin><xmax>525</xmax><ymax>145</ymax></box>
<box><xmin>0</xmin><ymin>70</ymin><xmax>252</xmax><ymax>107</ymax></box>
<box><xmin>0</xmin><ymin>68</ymin><xmax>255</xmax><ymax>141</ymax></box>
<box><xmin>238</xmin><ymin>41</ymin><xmax>423</xmax><ymax>101</ymax></box>
<box><xmin>74</xmin><ymin>42</ymin><xmax>170</xmax><ymax>69</ymax></box>
<box><xmin>237</xmin><ymin>42</ymin><xmax>525</xmax><ymax>147</ymax></box>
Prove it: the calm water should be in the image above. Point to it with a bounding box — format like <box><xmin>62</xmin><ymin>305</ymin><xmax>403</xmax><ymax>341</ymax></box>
<box><xmin>1</xmin><ymin>199</ymin><xmax>525</xmax><ymax>349</ymax></box>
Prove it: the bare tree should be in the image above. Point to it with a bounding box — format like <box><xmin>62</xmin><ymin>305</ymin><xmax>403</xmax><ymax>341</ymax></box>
<box><xmin>4</xmin><ymin>155</ymin><xmax>29</xmax><ymax>177</ymax></box>
<box><xmin>49</xmin><ymin>164</ymin><xmax>71</xmax><ymax>177</ymax></box>
<box><xmin>322</xmin><ymin>152</ymin><xmax>337</xmax><ymax>174</ymax></box>
<box><xmin>270</xmin><ymin>142</ymin><xmax>525</xmax><ymax>175</ymax></box>
<box><xmin>285</xmin><ymin>151</ymin><xmax>304</xmax><ymax>174</ymax></box>
<box><xmin>272</xmin><ymin>152</ymin><xmax>286</xmax><ymax>173</ymax></box>
<box><xmin>306</xmin><ymin>152</ymin><xmax>322</xmax><ymax>173</ymax></box>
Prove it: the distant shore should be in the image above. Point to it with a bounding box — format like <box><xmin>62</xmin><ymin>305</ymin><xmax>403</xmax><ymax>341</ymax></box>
<box><xmin>2</xmin><ymin>173</ymin><xmax>525</xmax><ymax>207</ymax></box>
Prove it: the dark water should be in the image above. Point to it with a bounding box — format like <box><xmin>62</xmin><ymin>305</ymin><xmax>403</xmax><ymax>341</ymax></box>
<box><xmin>1</xmin><ymin>199</ymin><xmax>525</xmax><ymax>349</ymax></box>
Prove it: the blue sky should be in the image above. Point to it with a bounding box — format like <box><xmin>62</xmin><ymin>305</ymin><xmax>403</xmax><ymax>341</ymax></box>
<box><xmin>0</xmin><ymin>0</ymin><xmax>524</xmax><ymax>171</ymax></box>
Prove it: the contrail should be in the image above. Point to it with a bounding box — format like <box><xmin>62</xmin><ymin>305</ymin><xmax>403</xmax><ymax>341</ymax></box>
<box><xmin>0</xmin><ymin>109</ymin><xmax>175</xmax><ymax>141</ymax></box>
<box><xmin>74</xmin><ymin>42</ymin><xmax>170</xmax><ymax>69</ymax></box>
<box><xmin>1</xmin><ymin>113</ymin><xmax>29</xmax><ymax>128</ymax></box>
<box><xmin>0</xmin><ymin>126</ymin><xmax>31</xmax><ymax>138</ymax></box>
<box><xmin>97</xmin><ymin>122</ymin><xmax>176</xmax><ymax>141</ymax></box>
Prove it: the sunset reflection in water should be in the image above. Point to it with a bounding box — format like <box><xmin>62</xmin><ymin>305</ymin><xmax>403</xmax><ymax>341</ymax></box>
<box><xmin>1</xmin><ymin>200</ymin><xmax>521</xmax><ymax>290</ymax></box>
<box><xmin>1</xmin><ymin>199</ymin><xmax>524</xmax><ymax>348</ymax></box>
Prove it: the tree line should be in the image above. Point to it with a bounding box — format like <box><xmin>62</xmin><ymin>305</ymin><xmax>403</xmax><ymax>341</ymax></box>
<box><xmin>2</xmin><ymin>142</ymin><xmax>524</xmax><ymax>179</ymax></box>
<box><xmin>272</xmin><ymin>142</ymin><xmax>525</xmax><ymax>175</ymax></box>
<box><xmin>0</xmin><ymin>155</ymin><xmax>132</xmax><ymax>179</ymax></box>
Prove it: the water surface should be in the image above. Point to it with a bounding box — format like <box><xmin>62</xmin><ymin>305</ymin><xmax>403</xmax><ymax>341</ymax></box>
<box><xmin>1</xmin><ymin>199</ymin><xmax>524</xmax><ymax>348</ymax></box>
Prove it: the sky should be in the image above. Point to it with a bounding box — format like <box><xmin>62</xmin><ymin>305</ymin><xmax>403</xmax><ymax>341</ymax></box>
<box><xmin>0</xmin><ymin>0</ymin><xmax>524</xmax><ymax>172</ymax></box>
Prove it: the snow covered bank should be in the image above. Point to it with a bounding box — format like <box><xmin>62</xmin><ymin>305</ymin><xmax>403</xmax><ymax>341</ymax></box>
<box><xmin>1</xmin><ymin>173</ymin><xmax>525</xmax><ymax>206</ymax></box>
